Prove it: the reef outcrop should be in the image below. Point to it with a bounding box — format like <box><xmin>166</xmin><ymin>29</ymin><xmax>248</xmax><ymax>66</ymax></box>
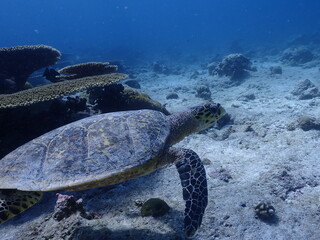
<box><xmin>280</xmin><ymin>47</ymin><xmax>314</xmax><ymax>65</ymax></box>
<box><xmin>209</xmin><ymin>54</ymin><xmax>256</xmax><ymax>81</ymax></box>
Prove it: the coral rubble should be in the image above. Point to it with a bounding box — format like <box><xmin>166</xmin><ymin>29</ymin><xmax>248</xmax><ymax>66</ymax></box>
<box><xmin>291</xmin><ymin>79</ymin><xmax>320</xmax><ymax>100</ymax></box>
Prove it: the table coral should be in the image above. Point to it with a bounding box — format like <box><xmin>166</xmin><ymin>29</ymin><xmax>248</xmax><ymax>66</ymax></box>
<box><xmin>0</xmin><ymin>45</ymin><xmax>61</xmax><ymax>91</ymax></box>
<box><xmin>57</xmin><ymin>62</ymin><xmax>118</xmax><ymax>80</ymax></box>
<box><xmin>0</xmin><ymin>73</ymin><xmax>127</xmax><ymax>109</ymax></box>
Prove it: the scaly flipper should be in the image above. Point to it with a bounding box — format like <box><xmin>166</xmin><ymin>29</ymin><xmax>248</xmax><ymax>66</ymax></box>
<box><xmin>0</xmin><ymin>190</ymin><xmax>42</xmax><ymax>224</ymax></box>
<box><xmin>169</xmin><ymin>147</ymin><xmax>208</xmax><ymax>238</ymax></box>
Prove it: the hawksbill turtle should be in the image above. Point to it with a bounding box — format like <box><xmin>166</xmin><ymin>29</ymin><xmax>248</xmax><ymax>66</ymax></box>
<box><xmin>0</xmin><ymin>102</ymin><xmax>225</xmax><ymax>237</ymax></box>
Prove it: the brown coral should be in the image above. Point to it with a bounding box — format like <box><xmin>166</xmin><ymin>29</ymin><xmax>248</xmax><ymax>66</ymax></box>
<box><xmin>0</xmin><ymin>45</ymin><xmax>61</xmax><ymax>91</ymax></box>
<box><xmin>90</xmin><ymin>84</ymin><xmax>170</xmax><ymax>115</ymax></box>
<box><xmin>0</xmin><ymin>73</ymin><xmax>127</xmax><ymax>109</ymax></box>
<box><xmin>122</xmin><ymin>88</ymin><xmax>170</xmax><ymax>114</ymax></box>
<box><xmin>210</xmin><ymin>53</ymin><xmax>255</xmax><ymax>80</ymax></box>
<box><xmin>58</xmin><ymin>62</ymin><xmax>118</xmax><ymax>80</ymax></box>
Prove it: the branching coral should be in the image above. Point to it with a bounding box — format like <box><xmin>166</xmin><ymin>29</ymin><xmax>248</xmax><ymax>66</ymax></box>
<box><xmin>0</xmin><ymin>45</ymin><xmax>61</xmax><ymax>91</ymax></box>
<box><xmin>0</xmin><ymin>73</ymin><xmax>127</xmax><ymax>109</ymax></box>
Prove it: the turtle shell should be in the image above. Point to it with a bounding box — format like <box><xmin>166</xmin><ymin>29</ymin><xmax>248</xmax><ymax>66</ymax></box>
<box><xmin>0</xmin><ymin>110</ymin><xmax>171</xmax><ymax>191</ymax></box>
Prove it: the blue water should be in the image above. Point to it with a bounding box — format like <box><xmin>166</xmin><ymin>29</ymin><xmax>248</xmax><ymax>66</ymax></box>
<box><xmin>1</xmin><ymin>0</ymin><xmax>320</xmax><ymax>62</ymax></box>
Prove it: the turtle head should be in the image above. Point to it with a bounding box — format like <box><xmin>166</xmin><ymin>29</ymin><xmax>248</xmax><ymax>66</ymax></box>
<box><xmin>169</xmin><ymin>102</ymin><xmax>225</xmax><ymax>145</ymax></box>
<box><xmin>191</xmin><ymin>102</ymin><xmax>225</xmax><ymax>132</ymax></box>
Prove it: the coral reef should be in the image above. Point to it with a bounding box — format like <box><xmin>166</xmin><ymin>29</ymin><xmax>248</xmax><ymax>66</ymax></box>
<box><xmin>0</xmin><ymin>45</ymin><xmax>61</xmax><ymax>91</ymax></box>
<box><xmin>280</xmin><ymin>47</ymin><xmax>314</xmax><ymax>65</ymax></box>
<box><xmin>90</xmin><ymin>83</ymin><xmax>170</xmax><ymax>115</ymax></box>
<box><xmin>141</xmin><ymin>198</ymin><xmax>170</xmax><ymax>217</ymax></box>
<box><xmin>0</xmin><ymin>76</ymin><xmax>17</xmax><ymax>94</ymax></box>
<box><xmin>0</xmin><ymin>73</ymin><xmax>127</xmax><ymax>109</ymax></box>
<box><xmin>209</xmin><ymin>54</ymin><xmax>255</xmax><ymax>80</ymax></box>
<box><xmin>195</xmin><ymin>85</ymin><xmax>211</xmax><ymax>100</ymax></box>
<box><xmin>291</xmin><ymin>79</ymin><xmax>320</xmax><ymax>100</ymax></box>
<box><xmin>57</xmin><ymin>62</ymin><xmax>118</xmax><ymax>80</ymax></box>
<box><xmin>64</xmin><ymin>96</ymin><xmax>87</xmax><ymax>113</ymax></box>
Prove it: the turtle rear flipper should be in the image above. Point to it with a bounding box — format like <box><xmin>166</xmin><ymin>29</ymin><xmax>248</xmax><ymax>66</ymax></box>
<box><xmin>0</xmin><ymin>190</ymin><xmax>42</xmax><ymax>224</ymax></box>
<box><xmin>170</xmin><ymin>148</ymin><xmax>208</xmax><ymax>238</ymax></box>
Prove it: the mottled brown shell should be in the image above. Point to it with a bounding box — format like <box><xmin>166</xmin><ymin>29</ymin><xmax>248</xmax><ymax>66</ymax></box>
<box><xmin>0</xmin><ymin>110</ymin><xmax>171</xmax><ymax>191</ymax></box>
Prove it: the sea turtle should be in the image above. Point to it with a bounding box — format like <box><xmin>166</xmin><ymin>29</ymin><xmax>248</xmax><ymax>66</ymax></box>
<box><xmin>0</xmin><ymin>102</ymin><xmax>225</xmax><ymax>237</ymax></box>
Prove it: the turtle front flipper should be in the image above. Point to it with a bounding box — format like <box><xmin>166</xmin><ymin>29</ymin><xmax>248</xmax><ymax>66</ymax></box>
<box><xmin>169</xmin><ymin>147</ymin><xmax>208</xmax><ymax>238</ymax></box>
<box><xmin>0</xmin><ymin>190</ymin><xmax>42</xmax><ymax>224</ymax></box>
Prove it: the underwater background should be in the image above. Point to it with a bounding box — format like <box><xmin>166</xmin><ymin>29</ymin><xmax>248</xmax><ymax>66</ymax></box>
<box><xmin>1</xmin><ymin>0</ymin><xmax>320</xmax><ymax>63</ymax></box>
<box><xmin>1</xmin><ymin>1</ymin><xmax>320</xmax><ymax>240</ymax></box>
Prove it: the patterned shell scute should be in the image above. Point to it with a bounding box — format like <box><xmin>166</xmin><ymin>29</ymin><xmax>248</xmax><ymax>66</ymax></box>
<box><xmin>0</xmin><ymin>110</ymin><xmax>171</xmax><ymax>191</ymax></box>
